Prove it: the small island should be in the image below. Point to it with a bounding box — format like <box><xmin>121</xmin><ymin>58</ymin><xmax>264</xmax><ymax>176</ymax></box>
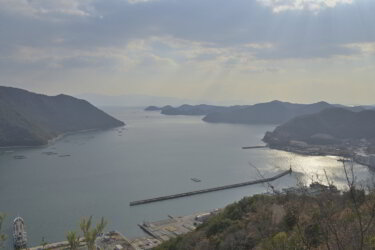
<box><xmin>144</xmin><ymin>106</ymin><xmax>162</xmax><ymax>111</ymax></box>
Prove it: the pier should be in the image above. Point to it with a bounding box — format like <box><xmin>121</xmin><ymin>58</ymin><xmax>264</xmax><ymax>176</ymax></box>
<box><xmin>130</xmin><ymin>169</ymin><xmax>292</xmax><ymax>206</ymax></box>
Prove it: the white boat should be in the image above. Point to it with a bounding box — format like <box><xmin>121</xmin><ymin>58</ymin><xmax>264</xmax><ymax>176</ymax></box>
<box><xmin>13</xmin><ymin>217</ymin><xmax>27</xmax><ymax>249</ymax></box>
<box><xmin>191</xmin><ymin>178</ymin><xmax>201</xmax><ymax>182</ymax></box>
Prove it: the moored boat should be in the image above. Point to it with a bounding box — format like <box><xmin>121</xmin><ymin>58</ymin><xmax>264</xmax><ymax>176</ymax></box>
<box><xmin>13</xmin><ymin>217</ymin><xmax>27</xmax><ymax>249</ymax></box>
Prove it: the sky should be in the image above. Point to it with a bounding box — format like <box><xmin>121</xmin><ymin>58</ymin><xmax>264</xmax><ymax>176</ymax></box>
<box><xmin>0</xmin><ymin>0</ymin><xmax>374</xmax><ymax>105</ymax></box>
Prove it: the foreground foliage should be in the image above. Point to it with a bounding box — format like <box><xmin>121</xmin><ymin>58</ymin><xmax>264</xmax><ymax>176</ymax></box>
<box><xmin>156</xmin><ymin>166</ymin><xmax>375</xmax><ymax>249</ymax></box>
<box><xmin>0</xmin><ymin>213</ymin><xmax>6</xmax><ymax>248</ymax></box>
<box><xmin>66</xmin><ymin>231</ymin><xmax>80</xmax><ymax>250</ymax></box>
<box><xmin>79</xmin><ymin>216</ymin><xmax>107</xmax><ymax>250</ymax></box>
<box><xmin>65</xmin><ymin>216</ymin><xmax>107</xmax><ymax>250</ymax></box>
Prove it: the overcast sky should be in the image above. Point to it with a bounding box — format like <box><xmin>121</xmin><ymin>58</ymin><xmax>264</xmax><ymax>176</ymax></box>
<box><xmin>0</xmin><ymin>0</ymin><xmax>374</xmax><ymax>105</ymax></box>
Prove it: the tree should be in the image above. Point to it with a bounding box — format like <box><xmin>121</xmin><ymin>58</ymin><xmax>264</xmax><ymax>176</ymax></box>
<box><xmin>0</xmin><ymin>213</ymin><xmax>6</xmax><ymax>249</ymax></box>
<box><xmin>41</xmin><ymin>237</ymin><xmax>48</xmax><ymax>249</ymax></box>
<box><xmin>80</xmin><ymin>216</ymin><xmax>107</xmax><ymax>250</ymax></box>
<box><xmin>66</xmin><ymin>231</ymin><xmax>80</xmax><ymax>250</ymax></box>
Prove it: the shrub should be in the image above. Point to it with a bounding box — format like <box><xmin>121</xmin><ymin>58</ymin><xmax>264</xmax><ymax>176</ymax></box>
<box><xmin>283</xmin><ymin>207</ymin><xmax>298</xmax><ymax>231</ymax></box>
<box><xmin>206</xmin><ymin>218</ymin><xmax>233</xmax><ymax>237</ymax></box>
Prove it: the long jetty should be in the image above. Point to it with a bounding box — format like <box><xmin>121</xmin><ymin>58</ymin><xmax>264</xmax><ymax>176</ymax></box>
<box><xmin>130</xmin><ymin>169</ymin><xmax>292</xmax><ymax>206</ymax></box>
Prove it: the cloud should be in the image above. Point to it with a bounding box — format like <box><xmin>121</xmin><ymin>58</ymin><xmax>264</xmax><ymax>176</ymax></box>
<box><xmin>0</xmin><ymin>34</ymin><xmax>282</xmax><ymax>81</ymax></box>
<box><xmin>0</xmin><ymin>0</ymin><xmax>374</xmax><ymax>104</ymax></box>
<box><xmin>0</xmin><ymin>0</ymin><xmax>96</xmax><ymax>19</ymax></box>
<box><xmin>344</xmin><ymin>43</ymin><xmax>375</xmax><ymax>55</ymax></box>
<box><xmin>1</xmin><ymin>0</ymin><xmax>373</xmax><ymax>54</ymax></box>
<box><xmin>253</xmin><ymin>42</ymin><xmax>360</xmax><ymax>59</ymax></box>
<box><xmin>257</xmin><ymin>0</ymin><xmax>353</xmax><ymax>13</ymax></box>
<box><xmin>0</xmin><ymin>0</ymin><xmax>373</xmax><ymax>67</ymax></box>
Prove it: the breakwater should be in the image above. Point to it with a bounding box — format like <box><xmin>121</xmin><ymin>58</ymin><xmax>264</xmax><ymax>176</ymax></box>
<box><xmin>242</xmin><ymin>146</ymin><xmax>267</xmax><ymax>149</ymax></box>
<box><xmin>130</xmin><ymin>169</ymin><xmax>292</xmax><ymax>206</ymax></box>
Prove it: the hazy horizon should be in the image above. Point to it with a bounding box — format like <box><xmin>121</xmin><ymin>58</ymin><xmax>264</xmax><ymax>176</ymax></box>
<box><xmin>1</xmin><ymin>85</ymin><xmax>375</xmax><ymax>107</ymax></box>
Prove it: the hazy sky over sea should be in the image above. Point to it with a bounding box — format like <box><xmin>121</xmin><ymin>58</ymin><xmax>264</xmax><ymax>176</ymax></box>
<box><xmin>0</xmin><ymin>0</ymin><xmax>374</xmax><ymax>105</ymax></box>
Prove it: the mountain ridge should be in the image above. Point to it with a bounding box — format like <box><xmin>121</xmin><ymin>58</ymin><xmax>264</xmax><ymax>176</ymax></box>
<box><xmin>0</xmin><ymin>86</ymin><xmax>124</xmax><ymax>147</ymax></box>
<box><xmin>146</xmin><ymin>101</ymin><xmax>372</xmax><ymax>125</ymax></box>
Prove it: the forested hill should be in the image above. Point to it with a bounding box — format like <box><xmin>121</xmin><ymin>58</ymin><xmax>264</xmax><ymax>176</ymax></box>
<box><xmin>202</xmin><ymin>101</ymin><xmax>335</xmax><ymax>124</ymax></box>
<box><xmin>263</xmin><ymin>108</ymin><xmax>375</xmax><ymax>146</ymax></box>
<box><xmin>156</xmin><ymin>187</ymin><xmax>375</xmax><ymax>250</ymax></box>
<box><xmin>0</xmin><ymin>86</ymin><xmax>124</xmax><ymax>147</ymax></box>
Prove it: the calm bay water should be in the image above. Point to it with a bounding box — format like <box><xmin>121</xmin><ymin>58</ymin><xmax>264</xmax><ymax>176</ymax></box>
<box><xmin>0</xmin><ymin>107</ymin><xmax>372</xmax><ymax>248</ymax></box>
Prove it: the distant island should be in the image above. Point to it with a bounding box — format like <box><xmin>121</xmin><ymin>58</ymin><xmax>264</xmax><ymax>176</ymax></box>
<box><xmin>144</xmin><ymin>106</ymin><xmax>163</xmax><ymax>111</ymax></box>
<box><xmin>0</xmin><ymin>86</ymin><xmax>124</xmax><ymax>147</ymax></box>
<box><xmin>146</xmin><ymin>101</ymin><xmax>367</xmax><ymax>125</ymax></box>
<box><xmin>145</xmin><ymin>104</ymin><xmax>239</xmax><ymax>116</ymax></box>
<box><xmin>263</xmin><ymin>108</ymin><xmax>375</xmax><ymax>166</ymax></box>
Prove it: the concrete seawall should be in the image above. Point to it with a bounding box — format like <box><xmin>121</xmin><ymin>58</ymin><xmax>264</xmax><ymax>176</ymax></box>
<box><xmin>130</xmin><ymin>169</ymin><xmax>292</xmax><ymax>206</ymax></box>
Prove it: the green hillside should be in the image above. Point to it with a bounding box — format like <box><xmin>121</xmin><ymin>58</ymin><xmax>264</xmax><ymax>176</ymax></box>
<box><xmin>0</xmin><ymin>86</ymin><xmax>124</xmax><ymax>147</ymax></box>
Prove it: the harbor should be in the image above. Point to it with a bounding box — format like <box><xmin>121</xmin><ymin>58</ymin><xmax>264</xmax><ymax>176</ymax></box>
<box><xmin>130</xmin><ymin>169</ymin><xmax>292</xmax><ymax>206</ymax></box>
<box><xmin>132</xmin><ymin>209</ymin><xmax>219</xmax><ymax>249</ymax></box>
<box><xmin>25</xmin><ymin>231</ymin><xmax>135</xmax><ymax>250</ymax></box>
<box><xmin>20</xmin><ymin>179</ymin><xmax>336</xmax><ymax>250</ymax></box>
<box><xmin>17</xmin><ymin>210</ymin><xmax>220</xmax><ymax>250</ymax></box>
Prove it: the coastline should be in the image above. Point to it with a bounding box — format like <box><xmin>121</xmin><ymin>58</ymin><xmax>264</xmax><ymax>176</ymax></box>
<box><xmin>0</xmin><ymin>125</ymin><xmax>125</xmax><ymax>150</ymax></box>
<box><xmin>266</xmin><ymin>144</ymin><xmax>375</xmax><ymax>169</ymax></box>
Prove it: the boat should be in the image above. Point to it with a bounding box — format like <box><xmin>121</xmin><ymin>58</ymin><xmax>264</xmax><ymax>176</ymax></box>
<box><xmin>191</xmin><ymin>178</ymin><xmax>201</xmax><ymax>182</ymax></box>
<box><xmin>59</xmin><ymin>154</ymin><xmax>71</xmax><ymax>157</ymax></box>
<box><xmin>13</xmin><ymin>217</ymin><xmax>27</xmax><ymax>249</ymax></box>
<box><xmin>42</xmin><ymin>151</ymin><xmax>58</xmax><ymax>156</ymax></box>
<box><xmin>13</xmin><ymin>155</ymin><xmax>26</xmax><ymax>159</ymax></box>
